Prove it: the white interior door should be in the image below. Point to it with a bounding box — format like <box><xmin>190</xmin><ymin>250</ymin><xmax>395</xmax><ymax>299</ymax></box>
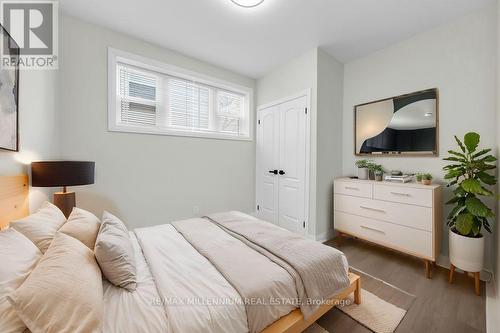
<box><xmin>278</xmin><ymin>96</ymin><xmax>307</xmax><ymax>234</ymax></box>
<box><xmin>256</xmin><ymin>105</ymin><xmax>280</xmax><ymax>224</ymax></box>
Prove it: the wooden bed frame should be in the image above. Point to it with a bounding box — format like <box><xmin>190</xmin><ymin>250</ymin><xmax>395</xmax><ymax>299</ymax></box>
<box><xmin>0</xmin><ymin>175</ymin><xmax>29</xmax><ymax>229</ymax></box>
<box><xmin>0</xmin><ymin>175</ymin><xmax>361</xmax><ymax>333</ymax></box>
<box><xmin>262</xmin><ymin>273</ymin><xmax>360</xmax><ymax>333</ymax></box>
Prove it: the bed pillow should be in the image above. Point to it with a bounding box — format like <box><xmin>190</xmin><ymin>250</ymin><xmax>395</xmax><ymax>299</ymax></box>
<box><xmin>95</xmin><ymin>211</ymin><xmax>137</xmax><ymax>291</ymax></box>
<box><xmin>7</xmin><ymin>232</ymin><xmax>103</xmax><ymax>333</ymax></box>
<box><xmin>0</xmin><ymin>228</ymin><xmax>42</xmax><ymax>333</ymax></box>
<box><xmin>59</xmin><ymin>208</ymin><xmax>101</xmax><ymax>250</ymax></box>
<box><xmin>10</xmin><ymin>202</ymin><xmax>67</xmax><ymax>253</ymax></box>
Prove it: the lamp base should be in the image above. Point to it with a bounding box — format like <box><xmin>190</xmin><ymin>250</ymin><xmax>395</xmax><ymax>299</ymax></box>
<box><xmin>53</xmin><ymin>191</ymin><xmax>76</xmax><ymax>218</ymax></box>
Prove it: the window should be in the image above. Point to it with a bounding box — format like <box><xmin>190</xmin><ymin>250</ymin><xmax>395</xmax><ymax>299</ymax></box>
<box><xmin>109</xmin><ymin>48</ymin><xmax>252</xmax><ymax>140</ymax></box>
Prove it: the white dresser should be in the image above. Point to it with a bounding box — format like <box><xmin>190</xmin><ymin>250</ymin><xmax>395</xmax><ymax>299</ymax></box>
<box><xmin>333</xmin><ymin>177</ymin><xmax>442</xmax><ymax>278</ymax></box>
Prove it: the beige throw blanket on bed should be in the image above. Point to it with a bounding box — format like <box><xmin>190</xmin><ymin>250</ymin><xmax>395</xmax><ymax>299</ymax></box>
<box><xmin>172</xmin><ymin>211</ymin><xmax>350</xmax><ymax>332</ymax></box>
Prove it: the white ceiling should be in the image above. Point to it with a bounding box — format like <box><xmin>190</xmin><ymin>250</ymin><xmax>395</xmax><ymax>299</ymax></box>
<box><xmin>59</xmin><ymin>0</ymin><xmax>494</xmax><ymax>79</ymax></box>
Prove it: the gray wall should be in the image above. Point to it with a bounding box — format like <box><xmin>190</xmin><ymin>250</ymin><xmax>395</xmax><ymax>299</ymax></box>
<box><xmin>316</xmin><ymin>49</ymin><xmax>344</xmax><ymax>240</ymax></box>
<box><xmin>0</xmin><ymin>69</ymin><xmax>59</xmax><ymax>209</ymax></box>
<box><xmin>256</xmin><ymin>48</ymin><xmax>344</xmax><ymax>240</ymax></box>
<box><xmin>342</xmin><ymin>7</ymin><xmax>497</xmax><ymax>265</ymax></box>
<box><xmin>58</xmin><ymin>15</ymin><xmax>256</xmax><ymax>228</ymax></box>
<box><xmin>256</xmin><ymin>48</ymin><xmax>319</xmax><ymax>237</ymax></box>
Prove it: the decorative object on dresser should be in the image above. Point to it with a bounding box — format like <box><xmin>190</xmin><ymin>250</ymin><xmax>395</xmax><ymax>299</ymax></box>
<box><xmin>416</xmin><ymin>173</ymin><xmax>433</xmax><ymax>185</ymax></box>
<box><xmin>367</xmin><ymin>163</ymin><xmax>384</xmax><ymax>181</ymax></box>
<box><xmin>333</xmin><ymin>177</ymin><xmax>442</xmax><ymax>278</ymax></box>
<box><xmin>355</xmin><ymin>159</ymin><xmax>370</xmax><ymax>180</ymax></box>
<box><xmin>443</xmin><ymin>132</ymin><xmax>496</xmax><ymax>295</ymax></box>
<box><xmin>31</xmin><ymin>161</ymin><xmax>96</xmax><ymax>218</ymax></box>
<box><xmin>384</xmin><ymin>174</ymin><xmax>414</xmax><ymax>183</ymax></box>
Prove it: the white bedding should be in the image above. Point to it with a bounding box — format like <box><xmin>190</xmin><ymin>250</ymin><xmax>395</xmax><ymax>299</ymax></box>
<box><xmin>102</xmin><ymin>232</ymin><xmax>171</xmax><ymax>333</ymax></box>
<box><xmin>134</xmin><ymin>224</ymin><xmax>249</xmax><ymax>333</ymax></box>
<box><xmin>103</xmin><ymin>215</ymin><xmax>349</xmax><ymax>333</ymax></box>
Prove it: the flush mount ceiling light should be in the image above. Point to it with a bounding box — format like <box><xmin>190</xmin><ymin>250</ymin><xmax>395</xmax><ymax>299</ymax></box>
<box><xmin>424</xmin><ymin>112</ymin><xmax>433</xmax><ymax>117</ymax></box>
<box><xmin>231</xmin><ymin>0</ymin><xmax>264</xmax><ymax>8</ymax></box>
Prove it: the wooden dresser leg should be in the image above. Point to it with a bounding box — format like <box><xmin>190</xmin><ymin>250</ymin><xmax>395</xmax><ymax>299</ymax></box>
<box><xmin>449</xmin><ymin>264</ymin><xmax>455</xmax><ymax>284</ymax></box>
<box><xmin>354</xmin><ymin>278</ymin><xmax>361</xmax><ymax>305</ymax></box>
<box><xmin>475</xmin><ymin>272</ymin><xmax>480</xmax><ymax>296</ymax></box>
<box><xmin>425</xmin><ymin>260</ymin><xmax>431</xmax><ymax>279</ymax></box>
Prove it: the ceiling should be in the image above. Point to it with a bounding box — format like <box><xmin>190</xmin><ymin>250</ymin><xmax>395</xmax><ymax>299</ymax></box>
<box><xmin>59</xmin><ymin>0</ymin><xmax>494</xmax><ymax>79</ymax></box>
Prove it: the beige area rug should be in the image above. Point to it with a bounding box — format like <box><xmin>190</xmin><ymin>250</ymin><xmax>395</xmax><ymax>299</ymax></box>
<box><xmin>314</xmin><ymin>267</ymin><xmax>415</xmax><ymax>333</ymax></box>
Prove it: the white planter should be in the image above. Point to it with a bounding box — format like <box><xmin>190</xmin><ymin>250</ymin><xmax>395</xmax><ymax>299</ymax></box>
<box><xmin>449</xmin><ymin>229</ymin><xmax>484</xmax><ymax>272</ymax></box>
<box><xmin>357</xmin><ymin>168</ymin><xmax>368</xmax><ymax>180</ymax></box>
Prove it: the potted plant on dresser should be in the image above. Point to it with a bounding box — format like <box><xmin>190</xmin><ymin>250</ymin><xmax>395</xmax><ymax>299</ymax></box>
<box><xmin>355</xmin><ymin>159</ymin><xmax>370</xmax><ymax>180</ymax></box>
<box><xmin>443</xmin><ymin>132</ymin><xmax>497</xmax><ymax>295</ymax></box>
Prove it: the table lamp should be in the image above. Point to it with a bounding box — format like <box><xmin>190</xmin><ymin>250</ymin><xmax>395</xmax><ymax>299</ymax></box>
<box><xmin>31</xmin><ymin>161</ymin><xmax>95</xmax><ymax>217</ymax></box>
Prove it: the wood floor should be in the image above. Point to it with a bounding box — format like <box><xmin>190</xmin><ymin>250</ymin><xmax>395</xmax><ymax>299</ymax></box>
<box><xmin>323</xmin><ymin>237</ymin><xmax>486</xmax><ymax>333</ymax></box>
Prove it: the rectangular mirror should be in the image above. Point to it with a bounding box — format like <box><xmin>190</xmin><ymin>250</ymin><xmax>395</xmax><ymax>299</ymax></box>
<box><xmin>354</xmin><ymin>88</ymin><xmax>438</xmax><ymax>156</ymax></box>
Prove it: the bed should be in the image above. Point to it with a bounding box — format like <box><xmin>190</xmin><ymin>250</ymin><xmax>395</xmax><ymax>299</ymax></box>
<box><xmin>0</xmin><ymin>175</ymin><xmax>360</xmax><ymax>333</ymax></box>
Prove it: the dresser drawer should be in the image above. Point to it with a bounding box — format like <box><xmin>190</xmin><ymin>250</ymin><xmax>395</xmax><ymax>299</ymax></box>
<box><xmin>334</xmin><ymin>194</ymin><xmax>432</xmax><ymax>231</ymax></box>
<box><xmin>334</xmin><ymin>181</ymin><xmax>372</xmax><ymax>198</ymax></box>
<box><xmin>334</xmin><ymin>211</ymin><xmax>433</xmax><ymax>259</ymax></box>
<box><xmin>373</xmin><ymin>184</ymin><xmax>433</xmax><ymax>207</ymax></box>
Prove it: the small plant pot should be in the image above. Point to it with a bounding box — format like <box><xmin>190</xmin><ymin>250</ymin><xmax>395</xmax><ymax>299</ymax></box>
<box><xmin>357</xmin><ymin>168</ymin><xmax>368</xmax><ymax>180</ymax></box>
<box><xmin>421</xmin><ymin>179</ymin><xmax>432</xmax><ymax>185</ymax></box>
<box><xmin>368</xmin><ymin>170</ymin><xmax>375</xmax><ymax>180</ymax></box>
<box><xmin>449</xmin><ymin>229</ymin><xmax>484</xmax><ymax>272</ymax></box>
<box><xmin>374</xmin><ymin>172</ymin><xmax>383</xmax><ymax>181</ymax></box>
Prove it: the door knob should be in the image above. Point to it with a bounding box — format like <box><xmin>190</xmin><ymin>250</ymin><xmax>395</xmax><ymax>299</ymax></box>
<box><xmin>269</xmin><ymin>170</ymin><xmax>278</xmax><ymax>175</ymax></box>
<box><xmin>279</xmin><ymin>170</ymin><xmax>285</xmax><ymax>175</ymax></box>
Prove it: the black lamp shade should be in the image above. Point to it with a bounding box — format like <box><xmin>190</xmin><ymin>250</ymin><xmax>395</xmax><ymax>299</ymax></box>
<box><xmin>31</xmin><ymin>161</ymin><xmax>95</xmax><ymax>187</ymax></box>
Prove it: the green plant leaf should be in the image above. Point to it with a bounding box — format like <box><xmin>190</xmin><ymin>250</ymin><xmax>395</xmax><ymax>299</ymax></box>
<box><xmin>465</xmin><ymin>196</ymin><xmax>494</xmax><ymax>217</ymax></box>
<box><xmin>444</xmin><ymin>169</ymin><xmax>462</xmax><ymax>179</ymax></box>
<box><xmin>443</xmin><ymin>164</ymin><xmax>463</xmax><ymax>171</ymax></box>
<box><xmin>454</xmin><ymin>135</ymin><xmax>466</xmax><ymax>153</ymax></box>
<box><xmin>446</xmin><ymin>197</ymin><xmax>459</xmax><ymax>205</ymax></box>
<box><xmin>477</xmin><ymin>171</ymin><xmax>497</xmax><ymax>185</ymax></box>
<box><xmin>479</xmin><ymin>186</ymin><xmax>494</xmax><ymax>196</ymax></box>
<box><xmin>472</xmin><ymin>149</ymin><xmax>491</xmax><ymax>158</ymax></box>
<box><xmin>447</xmin><ymin>150</ymin><xmax>467</xmax><ymax>159</ymax></box>
<box><xmin>455</xmin><ymin>213</ymin><xmax>474</xmax><ymax>236</ymax></box>
<box><xmin>461</xmin><ymin>178</ymin><xmax>482</xmax><ymax>194</ymax></box>
<box><xmin>454</xmin><ymin>187</ymin><xmax>467</xmax><ymax>197</ymax></box>
<box><xmin>448</xmin><ymin>204</ymin><xmax>466</xmax><ymax>220</ymax></box>
<box><xmin>443</xmin><ymin>157</ymin><xmax>463</xmax><ymax>162</ymax></box>
<box><xmin>471</xmin><ymin>219</ymin><xmax>481</xmax><ymax>236</ymax></box>
<box><xmin>464</xmin><ymin>132</ymin><xmax>480</xmax><ymax>153</ymax></box>
<box><xmin>480</xmin><ymin>155</ymin><xmax>497</xmax><ymax>163</ymax></box>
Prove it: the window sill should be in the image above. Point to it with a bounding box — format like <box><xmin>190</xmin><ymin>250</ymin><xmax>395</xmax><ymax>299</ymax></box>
<box><xmin>108</xmin><ymin>124</ymin><xmax>253</xmax><ymax>142</ymax></box>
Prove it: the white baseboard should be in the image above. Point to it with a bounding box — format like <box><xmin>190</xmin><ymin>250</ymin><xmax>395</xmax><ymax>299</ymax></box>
<box><xmin>315</xmin><ymin>229</ymin><xmax>335</xmax><ymax>243</ymax></box>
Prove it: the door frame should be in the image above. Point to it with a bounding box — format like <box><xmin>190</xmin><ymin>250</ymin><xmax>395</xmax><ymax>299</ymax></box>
<box><xmin>256</xmin><ymin>89</ymin><xmax>311</xmax><ymax>236</ymax></box>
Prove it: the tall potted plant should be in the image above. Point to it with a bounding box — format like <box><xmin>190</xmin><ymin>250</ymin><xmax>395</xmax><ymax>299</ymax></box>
<box><xmin>443</xmin><ymin>132</ymin><xmax>497</xmax><ymax>273</ymax></box>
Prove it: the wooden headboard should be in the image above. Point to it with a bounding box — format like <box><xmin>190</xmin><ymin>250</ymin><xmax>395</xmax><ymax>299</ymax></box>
<box><xmin>0</xmin><ymin>175</ymin><xmax>29</xmax><ymax>229</ymax></box>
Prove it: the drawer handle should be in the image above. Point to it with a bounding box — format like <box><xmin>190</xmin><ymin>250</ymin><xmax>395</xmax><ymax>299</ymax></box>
<box><xmin>361</xmin><ymin>225</ymin><xmax>386</xmax><ymax>234</ymax></box>
<box><xmin>360</xmin><ymin>206</ymin><xmax>386</xmax><ymax>213</ymax></box>
<box><xmin>345</xmin><ymin>186</ymin><xmax>360</xmax><ymax>191</ymax></box>
<box><xmin>390</xmin><ymin>191</ymin><xmax>411</xmax><ymax>197</ymax></box>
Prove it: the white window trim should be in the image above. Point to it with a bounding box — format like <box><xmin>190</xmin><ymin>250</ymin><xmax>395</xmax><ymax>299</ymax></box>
<box><xmin>108</xmin><ymin>47</ymin><xmax>254</xmax><ymax>141</ymax></box>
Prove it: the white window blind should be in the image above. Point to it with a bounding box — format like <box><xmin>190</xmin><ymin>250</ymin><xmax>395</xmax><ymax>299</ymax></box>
<box><xmin>111</xmin><ymin>52</ymin><xmax>251</xmax><ymax>141</ymax></box>
<box><xmin>118</xmin><ymin>65</ymin><xmax>158</xmax><ymax>126</ymax></box>
<box><xmin>169</xmin><ymin>78</ymin><xmax>210</xmax><ymax>130</ymax></box>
